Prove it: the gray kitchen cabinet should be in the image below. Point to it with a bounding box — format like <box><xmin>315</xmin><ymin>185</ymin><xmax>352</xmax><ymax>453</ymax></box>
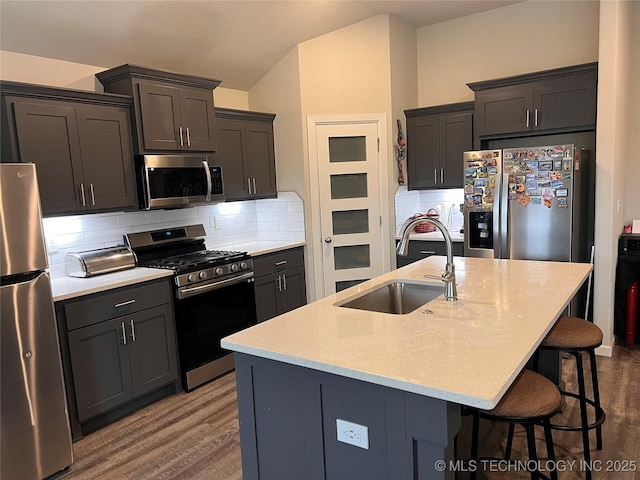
<box><xmin>56</xmin><ymin>278</ymin><xmax>179</xmax><ymax>438</ymax></box>
<box><xmin>216</xmin><ymin>108</ymin><xmax>277</xmax><ymax>200</ymax></box>
<box><xmin>396</xmin><ymin>240</ymin><xmax>463</xmax><ymax>268</ymax></box>
<box><xmin>405</xmin><ymin>102</ymin><xmax>473</xmax><ymax>190</ymax></box>
<box><xmin>468</xmin><ymin>62</ymin><xmax>597</xmax><ymax>143</ymax></box>
<box><xmin>0</xmin><ymin>81</ymin><xmax>136</xmax><ymax>216</ymax></box>
<box><xmin>96</xmin><ymin>64</ymin><xmax>221</xmax><ymax>154</ymax></box>
<box><xmin>253</xmin><ymin>247</ymin><xmax>306</xmax><ymax>323</ymax></box>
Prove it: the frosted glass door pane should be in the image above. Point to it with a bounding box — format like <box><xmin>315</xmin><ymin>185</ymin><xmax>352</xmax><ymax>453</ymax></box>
<box><xmin>334</xmin><ymin>245</ymin><xmax>370</xmax><ymax>270</ymax></box>
<box><xmin>330</xmin><ymin>174</ymin><xmax>367</xmax><ymax>199</ymax></box>
<box><xmin>332</xmin><ymin>210</ymin><xmax>369</xmax><ymax>235</ymax></box>
<box><xmin>329</xmin><ymin>136</ymin><xmax>366</xmax><ymax>162</ymax></box>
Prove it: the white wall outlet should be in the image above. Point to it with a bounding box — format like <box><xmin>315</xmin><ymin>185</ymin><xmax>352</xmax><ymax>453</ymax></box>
<box><xmin>46</xmin><ymin>236</ymin><xmax>59</xmax><ymax>254</ymax></box>
<box><xmin>336</xmin><ymin>419</ymin><xmax>369</xmax><ymax>449</ymax></box>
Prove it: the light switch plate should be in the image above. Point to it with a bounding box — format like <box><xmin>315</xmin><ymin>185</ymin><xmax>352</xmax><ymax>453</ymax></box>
<box><xmin>336</xmin><ymin>419</ymin><xmax>369</xmax><ymax>449</ymax></box>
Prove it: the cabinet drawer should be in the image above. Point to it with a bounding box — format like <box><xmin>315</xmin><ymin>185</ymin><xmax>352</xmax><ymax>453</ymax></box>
<box><xmin>253</xmin><ymin>247</ymin><xmax>304</xmax><ymax>277</ymax></box>
<box><xmin>64</xmin><ymin>279</ymin><xmax>172</xmax><ymax>331</ymax></box>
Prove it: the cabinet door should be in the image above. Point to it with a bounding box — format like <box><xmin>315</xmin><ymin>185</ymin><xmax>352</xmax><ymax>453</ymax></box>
<box><xmin>474</xmin><ymin>87</ymin><xmax>533</xmax><ymax>137</ymax></box>
<box><xmin>246</xmin><ymin>120</ymin><xmax>277</xmax><ymax>198</ymax></box>
<box><xmin>217</xmin><ymin>118</ymin><xmax>250</xmax><ymax>200</ymax></box>
<box><xmin>68</xmin><ymin>318</ymin><xmax>133</xmax><ymax>422</ymax></box>
<box><xmin>76</xmin><ymin>104</ymin><xmax>137</xmax><ymax>210</ymax></box>
<box><xmin>127</xmin><ymin>304</ymin><xmax>179</xmax><ymax>397</ymax></box>
<box><xmin>407</xmin><ymin>115</ymin><xmax>439</xmax><ymax>189</ymax></box>
<box><xmin>279</xmin><ymin>266</ymin><xmax>307</xmax><ymax>315</ymax></box>
<box><xmin>254</xmin><ymin>272</ymin><xmax>280</xmax><ymax>323</ymax></box>
<box><xmin>178</xmin><ymin>89</ymin><xmax>218</xmax><ymax>152</ymax></box>
<box><xmin>11</xmin><ymin>100</ymin><xmax>84</xmax><ymax>214</ymax></box>
<box><xmin>137</xmin><ymin>83</ymin><xmax>181</xmax><ymax>151</ymax></box>
<box><xmin>534</xmin><ymin>75</ymin><xmax>597</xmax><ymax>131</ymax></box>
<box><xmin>439</xmin><ymin>113</ymin><xmax>472</xmax><ymax>188</ymax></box>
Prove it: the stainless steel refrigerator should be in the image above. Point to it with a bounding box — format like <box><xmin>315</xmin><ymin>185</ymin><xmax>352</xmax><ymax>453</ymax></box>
<box><xmin>1</xmin><ymin>163</ymin><xmax>73</xmax><ymax>479</ymax></box>
<box><xmin>463</xmin><ymin>145</ymin><xmax>594</xmax><ymax>312</ymax></box>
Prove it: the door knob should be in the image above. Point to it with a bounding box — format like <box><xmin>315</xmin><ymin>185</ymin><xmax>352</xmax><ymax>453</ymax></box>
<box><xmin>324</xmin><ymin>237</ymin><xmax>332</xmax><ymax>243</ymax></box>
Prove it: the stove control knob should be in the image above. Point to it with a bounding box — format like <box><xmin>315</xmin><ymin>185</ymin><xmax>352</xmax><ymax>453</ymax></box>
<box><xmin>215</xmin><ymin>267</ymin><xmax>224</xmax><ymax>276</ymax></box>
<box><xmin>187</xmin><ymin>274</ymin><xmax>196</xmax><ymax>283</ymax></box>
<box><xmin>199</xmin><ymin>271</ymin><xmax>208</xmax><ymax>280</ymax></box>
<box><xmin>230</xmin><ymin>263</ymin><xmax>239</xmax><ymax>272</ymax></box>
<box><xmin>240</xmin><ymin>261</ymin><xmax>249</xmax><ymax>270</ymax></box>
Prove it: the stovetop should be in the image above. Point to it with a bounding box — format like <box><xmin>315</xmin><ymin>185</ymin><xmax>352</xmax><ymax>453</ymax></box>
<box><xmin>139</xmin><ymin>249</ymin><xmax>249</xmax><ymax>273</ymax></box>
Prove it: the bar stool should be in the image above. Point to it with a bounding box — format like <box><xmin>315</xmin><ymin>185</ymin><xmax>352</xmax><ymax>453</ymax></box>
<box><xmin>535</xmin><ymin>315</ymin><xmax>606</xmax><ymax>480</ymax></box>
<box><xmin>469</xmin><ymin>369</ymin><xmax>561</xmax><ymax>480</ymax></box>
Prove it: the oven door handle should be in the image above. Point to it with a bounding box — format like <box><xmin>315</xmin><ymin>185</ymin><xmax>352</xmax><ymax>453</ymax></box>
<box><xmin>177</xmin><ymin>271</ymin><xmax>254</xmax><ymax>299</ymax></box>
<box><xmin>203</xmin><ymin>159</ymin><xmax>212</xmax><ymax>202</ymax></box>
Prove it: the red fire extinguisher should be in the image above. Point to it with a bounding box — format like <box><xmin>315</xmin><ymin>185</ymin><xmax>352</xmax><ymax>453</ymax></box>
<box><xmin>626</xmin><ymin>281</ymin><xmax>638</xmax><ymax>344</ymax></box>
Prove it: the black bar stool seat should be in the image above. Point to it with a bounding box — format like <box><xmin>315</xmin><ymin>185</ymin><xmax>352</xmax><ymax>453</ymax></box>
<box><xmin>469</xmin><ymin>369</ymin><xmax>561</xmax><ymax>480</ymax></box>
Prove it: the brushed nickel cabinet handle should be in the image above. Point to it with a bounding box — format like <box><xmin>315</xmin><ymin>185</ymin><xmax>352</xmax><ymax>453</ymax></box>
<box><xmin>419</xmin><ymin>251</ymin><xmax>437</xmax><ymax>255</ymax></box>
<box><xmin>526</xmin><ymin>110</ymin><xmax>530</xmax><ymax>128</ymax></box>
<box><xmin>440</xmin><ymin>168</ymin><xmax>444</xmax><ymax>184</ymax></box>
<box><xmin>79</xmin><ymin>184</ymin><xmax>86</xmax><ymax>207</ymax></box>
<box><xmin>90</xmin><ymin>183</ymin><xmax>96</xmax><ymax>206</ymax></box>
<box><xmin>114</xmin><ymin>299</ymin><xmax>136</xmax><ymax>308</ymax></box>
<box><xmin>534</xmin><ymin>108</ymin><xmax>539</xmax><ymax>127</ymax></box>
<box><xmin>247</xmin><ymin>178</ymin><xmax>252</xmax><ymax>195</ymax></box>
<box><xmin>129</xmin><ymin>319</ymin><xmax>136</xmax><ymax>342</ymax></box>
<box><xmin>282</xmin><ymin>274</ymin><xmax>287</xmax><ymax>291</ymax></box>
<box><xmin>277</xmin><ymin>275</ymin><xmax>282</xmax><ymax>292</ymax></box>
<box><xmin>121</xmin><ymin>322</ymin><xmax>127</xmax><ymax>345</ymax></box>
<box><xmin>179</xmin><ymin>127</ymin><xmax>184</xmax><ymax>147</ymax></box>
<box><xmin>186</xmin><ymin>127</ymin><xmax>191</xmax><ymax>147</ymax></box>
<box><xmin>275</xmin><ymin>260</ymin><xmax>288</xmax><ymax>266</ymax></box>
<box><xmin>252</xmin><ymin>178</ymin><xmax>256</xmax><ymax>194</ymax></box>
<box><xmin>434</xmin><ymin>169</ymin><xmax>438</xmax><ymax>184</ymax></box>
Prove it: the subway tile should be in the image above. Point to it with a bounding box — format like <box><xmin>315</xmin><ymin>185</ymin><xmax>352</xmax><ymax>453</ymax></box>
<box><xmin>117</xmin><ymin>212</ymin><xmax>150</xmax><ymax>227</ymax></box>
<box><xmin>232</xmin><ymin>231</ymin><xmax>259</xmax><ymax>244</ymax></box>
<box><xmin>161</xmin><ymin>208</ymin><xmax>198</xmax><ymax>222</ymax></box>
<box><xmin>85</xmin><ymin>228</ymin><xmax>129</xmax><ymax>246</ymax></box>
<box><xmin>257</xmin><ymin>221</ymin><xmax>280</xmax><ymax>232</ymax></box>
<box><xmin>289</xmin><ymin>231</ymin><xmax>306</xmax><ymax>242</ymax></box>
<box><xmin>280</xmin><ymin>221</ymin><xmax>304</xmax><ymax>232</ymax></box>
<box><xmin>259</xmin><ymin>231</ymin><xmax>290</xmax><ymax>241</ymax></box>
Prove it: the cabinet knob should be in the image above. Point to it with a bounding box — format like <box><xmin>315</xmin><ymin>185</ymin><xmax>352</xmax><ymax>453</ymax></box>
<box><xmin>324</xmin><ymin>237</ymin><xmax>332</xmax><ymax>244</ymax></box>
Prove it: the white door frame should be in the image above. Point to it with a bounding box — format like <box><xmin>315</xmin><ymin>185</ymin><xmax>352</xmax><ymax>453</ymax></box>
<box><xmin>307</xmin><ymin>113</ymin><xmax>391</xmax><ymax>300</ymax></box>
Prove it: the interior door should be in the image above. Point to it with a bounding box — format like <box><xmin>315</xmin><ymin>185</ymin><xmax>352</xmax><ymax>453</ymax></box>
<box><xmin>315</xmin><ymin>122</ymin><xmax>383</xmax><ymax>296</ymax></box>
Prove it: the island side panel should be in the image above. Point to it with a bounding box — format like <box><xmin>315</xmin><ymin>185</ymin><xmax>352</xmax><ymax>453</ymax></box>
<box><xmin>233</xmin><ymin>353</ymin><xmax>461</xmax><ymax>480</ymax></box>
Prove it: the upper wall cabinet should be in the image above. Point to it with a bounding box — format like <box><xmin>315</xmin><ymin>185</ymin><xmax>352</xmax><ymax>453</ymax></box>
<box><xmin>1</xmin><ymin>81</ymin><xmax>137</xmax><ymax>216</ymax></box>
<box><xmin>468</xmin><ymin>63</ymin><xmax>597</xmax><ymax>144</ymax></box>
<box><xmin>96</xmin><ymin>64</ymin><xmax>221</xmax><ymax>155</ymax></box>
<box><xmin>215</xmin><ymin>108</ymin><xmax>277</xmax><ymax>201</ymax></box>
<box><xmin>405</xmin><ymin>102</ymin><xmax>473</xmax><ymax>190</ymax></box>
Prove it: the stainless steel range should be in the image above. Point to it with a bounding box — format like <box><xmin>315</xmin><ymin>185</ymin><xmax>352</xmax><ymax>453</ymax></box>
<box><xmin>125</xmin><ymin>224</ymin><xmax>257</xmax><ymax>391</ymax></box>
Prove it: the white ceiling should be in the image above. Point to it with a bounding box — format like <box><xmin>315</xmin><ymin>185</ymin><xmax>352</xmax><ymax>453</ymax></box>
<box><xmin>0</xmin><ymin>0</ymin><xmax>522</xmax><ymax>91</ymax></box>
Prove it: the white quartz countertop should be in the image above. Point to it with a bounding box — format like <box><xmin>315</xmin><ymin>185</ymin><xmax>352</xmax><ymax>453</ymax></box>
<box><xmin>395</xmin><ymin>231</ymin><xmax>464</xmax><ymax>242</ymax></box>
<box><xmin>51</xmin><ymin>268</ymin><xmax>174</xmax><ymax>302</ymax></box>
<box><xmin>222</xmin><ymin>256</ymin><xmax>592</xmax><ymax>409</ymax></box>
<box><xmin>225</xmin><ymin>240</ymin><xmax>306</xmax><ymax>256</ymax></box>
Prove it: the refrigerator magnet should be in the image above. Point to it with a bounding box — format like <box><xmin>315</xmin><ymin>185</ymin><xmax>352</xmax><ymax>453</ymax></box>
<box><xmin>465</xmin><ymin>167</ymin><xmax>477</xmax><ymax>177</ymax></box>
<box><xmin>517</xmin><ymin>195</ymin><xmax>531</xmax><ymax>206</ymax></box>
<box><xmin>554</xmin><ymin>160</ymin><xmax>563</xmax><ymax>171</ymax></box>
<box><xmin>528</xmin><ymin>161</ymin><xmax>539</xmax><ymax>170</ymax></box>
<box><xmin>516</xmin><ymin>183</ymin><xmax>525</xmax><ymax>193</ymax></box>
<box><xmin>465</xmin><ymin>184</ymin><xmax>474</xmax><ymax>193</ymax></box>
<box><xmin>539</xmin><ymin>160</ymin><xmax>552</xmax><ymax>171</ymax></box>
<box><xmin>478</xmin><ymin>167</ymin><xmax>488</xmax><ymax>178</ymax></box>
<box><xmin>551</xmin><ymin>180</ymin><xmax>564</xmax><ymax>188</ymax></box>
<box><xmin>538</xmin><ymin>181</ymin><xmax>551</xmax><ymax>188</ymax></box>
<box><xmin>526</xmin><ymin>182</ymin><xmax>538</xmax><ymax>191</ymax></box>
<box><xmin>537</xmin><ymin>171</ymin><xmax>550</xmax><ymax>180</ymax></box>
<box><xmin>558</xmin><ymin>198</ymin><xmax>568</xmax><ymax>208</ymax></box>
<box><xmin>562</xmin><ymin>173</ymin><xmax>571</xmax><ymax>180</ymax></box>
<box><xmin>488</xmin><ymin>177</ymin><xmax>495</xmax><ymax>188</ymax></box>
<box><xmin>562</xmin><ymin>160</ymin><xmax>572</xmax><ymax>171</ymax></box>
<box><xmin>531</xmin><ymin>196</ymin><xmax>542</xmax><ymax>205</ymax></box>
<box><xmin>555</xmin><ymin>188</ymin><xmax>568</xmax><ymax>197</ymax></box>
<box><xmin>473</xmin><ymin>195</ymin><xmax>482</xmax><ymax>205</ymax></box>
<box><xmin>544</xmin><ymin>197</ymin><xmax>554</xmax><ymax>208</ymax></box>
<box><xmin>474</xmin><ymin>178</ymin><xmax>486</xmax><ymax>187</ymax></box>
<box><xmin>488</xmin><ymin>166</ymin><xmax>498</xmax><ymax>175</ymax></box>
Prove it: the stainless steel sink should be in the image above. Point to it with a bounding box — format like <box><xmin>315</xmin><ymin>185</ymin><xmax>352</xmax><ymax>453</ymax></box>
<box><xmin>336</xmin><ymin>280</ymin><xmax>442</xmax><ymax>315</ymax></box>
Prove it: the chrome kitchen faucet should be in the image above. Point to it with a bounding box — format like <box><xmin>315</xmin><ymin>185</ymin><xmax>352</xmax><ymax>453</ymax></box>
<box><xmin>396</xmin><ymin>217</ymin><xmax>458</xmax><ymax>302</ymax></box>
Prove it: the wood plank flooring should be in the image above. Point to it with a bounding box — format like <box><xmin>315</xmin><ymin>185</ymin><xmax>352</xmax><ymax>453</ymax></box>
<box><xmin>60</xmin><ymin>344</ymin><xmax>640</xmax><ymax>480</ymax></box>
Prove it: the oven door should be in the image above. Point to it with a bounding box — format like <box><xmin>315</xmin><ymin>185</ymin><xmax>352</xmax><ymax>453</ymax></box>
<box><xmin>140</xmin><ymin>155</ymin><xmax>224</xmax><ymax>209</ymax></box>
<box><xmin>173</xmin><ymin>274</ymin><xmax>256</xmax><ymax>390</ymax></box>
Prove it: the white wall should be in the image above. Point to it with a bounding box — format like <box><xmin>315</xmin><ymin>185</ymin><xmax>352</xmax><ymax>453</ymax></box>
<box><xmin>0</xmin><ymin>50</ymin><xmax>249</xmax><ymax>109</ymax></box>
<box><xmin>624</xmin><ymin>1</ymin><xmax>640</xmax><ymax>225</ymax></box>
<box><xmin>416</xmin><ymin>1</ymin><xmax>600</xmax><ymax>106</ymax></box>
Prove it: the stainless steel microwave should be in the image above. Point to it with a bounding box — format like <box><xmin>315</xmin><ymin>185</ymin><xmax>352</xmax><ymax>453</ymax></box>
<box><xmin>138</xmin><ymin>155</ymin><xmax>224</xmax><ymax>210</ymax></box>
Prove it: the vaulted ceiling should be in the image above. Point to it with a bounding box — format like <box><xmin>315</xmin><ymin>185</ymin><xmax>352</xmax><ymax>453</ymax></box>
<box><xmin>0</xmin><ymin>1</ymin><xmax>522</xmax><ymax>90</ymax></box>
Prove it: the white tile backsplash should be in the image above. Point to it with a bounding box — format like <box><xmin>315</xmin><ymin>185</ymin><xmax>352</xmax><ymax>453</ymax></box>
<box><xmin>395</xmin><ymin>186</ymin><xmax>464</xmax><ymax>235</ymax></box>
<box><xmin>43</xmin><ymin>191</ymin><xmax>306</xmax><ymax>278</ymax></box>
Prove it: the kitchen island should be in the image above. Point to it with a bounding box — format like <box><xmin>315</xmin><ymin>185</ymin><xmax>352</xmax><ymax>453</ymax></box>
<box><xmin>221</xmin><ymin>256</ymin><xmax>592</xmax><ymax>480</ymax></box>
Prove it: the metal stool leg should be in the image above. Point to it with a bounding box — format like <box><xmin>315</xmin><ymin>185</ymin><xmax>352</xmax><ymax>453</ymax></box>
<box><xmin>588</xmin><ymin>349</ymin><xmax>603</xmax><ymax>450</ymax></box>
<box><xmin>575</xmin><ymin>352</ymin><xmax>592</xmax><ymax>480</ymax></box>
<box><xmin>505</xmin><ymin>423</ymin><xmax>515</xmax><ymax>460</ymax></box>
<box><xmin>524</xmin><ymin>423</ymin><xmax>539</xmax><ymax>480</ymax></box>
<box><xmin>470</xmin><ymin>412</ymin><xmax>479</xmax><ymax>480</ymax></box>
<box><xmin>542</xmin><ymin>419</ymin><xmax>558</xmax><ymax>480</ymax></box>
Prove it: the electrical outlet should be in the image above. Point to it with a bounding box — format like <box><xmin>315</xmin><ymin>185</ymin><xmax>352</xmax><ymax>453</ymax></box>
<box><xmin>336</xmin><ymin>419</ymin><xmax>369</xmax><ymax>449</ymax></box>
<box><xmin>46</xmin><ymin>236</ymin><xmax>59</xmax><ymax>254</ymax></box>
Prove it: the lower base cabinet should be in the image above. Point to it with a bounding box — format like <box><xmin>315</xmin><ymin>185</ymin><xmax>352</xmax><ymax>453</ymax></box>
<box><xmin>56</xmin><ymin>278</ymin><xmax>180</xmax><ymax>439</ymax></box>
<box><xmin>253</xmin><ymin>247</ymin><xmax>307</xmax><ymax>323</ymax></box>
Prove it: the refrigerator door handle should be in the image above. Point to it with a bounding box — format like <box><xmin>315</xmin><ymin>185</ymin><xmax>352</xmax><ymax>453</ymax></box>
<box><xmin>499</xmin><ymin>173</ymin><xmax>510</xmax><ymax>259</ymax></box>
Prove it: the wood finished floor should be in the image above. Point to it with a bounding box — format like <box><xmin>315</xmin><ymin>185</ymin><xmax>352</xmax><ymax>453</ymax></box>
<box><xmin>60</xmin><ymin>344</ymin><xmax>640</xmax><ymax>480</ymax></box>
